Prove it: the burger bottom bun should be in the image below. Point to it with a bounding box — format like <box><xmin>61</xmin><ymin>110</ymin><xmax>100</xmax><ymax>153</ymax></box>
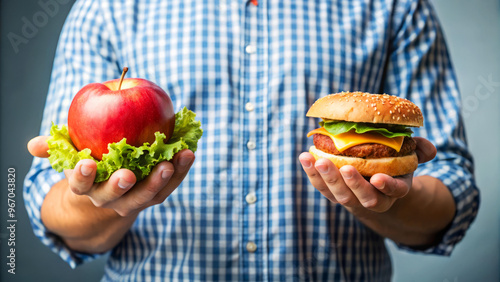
<box><xmin>309</xmin><ymin>146</ymin><xmax>418</xmax><ymax>177</ymax></box>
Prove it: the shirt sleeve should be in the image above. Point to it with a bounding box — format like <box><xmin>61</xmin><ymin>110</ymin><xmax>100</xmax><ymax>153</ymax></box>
<box><xmin>23</xmin><ymin>0</ymin><xmax>120</xmax><ymax>268</ymax></box>
<box><xmin>383</xmin><ymin>0</ymin><xmax>480</xmax><ymax>255</ymax></box>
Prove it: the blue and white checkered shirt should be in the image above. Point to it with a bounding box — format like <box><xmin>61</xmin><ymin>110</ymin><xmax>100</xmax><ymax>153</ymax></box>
<box><xmin>24</xmin><ymin>0</ymin><xmax>479</xmax><ymax>280</ymax></box>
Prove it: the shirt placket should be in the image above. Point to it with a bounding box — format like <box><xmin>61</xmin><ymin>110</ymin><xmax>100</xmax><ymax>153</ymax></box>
<box><xmin>237</xmin><ymin>0</ymin><xmax>267</xmax><ymax>281</ymax></box>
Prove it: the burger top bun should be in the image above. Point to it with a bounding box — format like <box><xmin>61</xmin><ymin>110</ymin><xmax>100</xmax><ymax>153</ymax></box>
<box><xmin>306</xmin><ymin>92</ymin><xmax>423</xmax><ymax>127</ymax></box>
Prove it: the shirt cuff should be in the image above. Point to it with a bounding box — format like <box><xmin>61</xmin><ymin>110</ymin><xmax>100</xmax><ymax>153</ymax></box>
<box><xmin>23</xmin><ymin>158</ymin><xmax>102</xmax><ymax>268</ymax></box>
<box><xmin>396</xmin><ymin>160</ymin><xmax>480</xmax><ymax>256</ymax></box>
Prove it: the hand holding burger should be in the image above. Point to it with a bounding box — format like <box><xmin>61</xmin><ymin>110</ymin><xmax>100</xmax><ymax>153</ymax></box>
<box><xmin>299</xmin><ymin>92</ymin><xmax>436</xmax><ymax>213</ymax></box>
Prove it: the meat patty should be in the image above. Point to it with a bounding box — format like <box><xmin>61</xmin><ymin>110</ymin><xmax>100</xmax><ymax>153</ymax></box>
<box><xmin>313</xmin><ymin>134</ymin><xmax>416</xmax><ymax>158</ymax></box>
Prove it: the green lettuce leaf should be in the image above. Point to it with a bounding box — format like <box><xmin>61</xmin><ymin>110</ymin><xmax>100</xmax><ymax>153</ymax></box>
<box><xmin>47</xmin><ymin>107</ymin><xmax>203</xmax><ymax>183</ymax></box>
<box><xmin>321</xmin><ymin>121</ymin><xmax>413</xmax><ymax>138</ymax></box>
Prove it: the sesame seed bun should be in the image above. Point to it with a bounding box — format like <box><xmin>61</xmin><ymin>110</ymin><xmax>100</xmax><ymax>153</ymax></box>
<box><xmin>309</xmin><ymin>146</ymin><xmax>419</xmax><ymax>177</ymax></box>
<box><xmin>306</xmin><ymin>92</ymin><xmax>423</xmax><ymax>127</ymax></box>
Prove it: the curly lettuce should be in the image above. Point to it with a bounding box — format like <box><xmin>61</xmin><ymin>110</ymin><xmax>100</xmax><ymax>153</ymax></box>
<box><xmin>47</xmin><ymin>107</ymin><xmax>203</xmax><ymax>183</ymax></box>
<box><xmin>320</xmin><ymin>121</ymin><xmax>413</xmax><ymax>138</ymax></box>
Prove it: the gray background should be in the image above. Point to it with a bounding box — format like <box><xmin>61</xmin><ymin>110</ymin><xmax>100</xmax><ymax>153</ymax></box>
<box><xmin>1</xmin><ymin>0</ymin><xmax>498</xmax><ymax>281</ymax></box>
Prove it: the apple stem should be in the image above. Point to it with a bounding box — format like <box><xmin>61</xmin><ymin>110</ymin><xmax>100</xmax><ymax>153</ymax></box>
<box><xmin>118</xmin><ymin>67</ymin><xmax>128</xmax><ymax>90</ymax></box>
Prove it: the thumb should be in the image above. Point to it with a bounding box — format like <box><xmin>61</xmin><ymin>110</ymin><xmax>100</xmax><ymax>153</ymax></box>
<box><xmin>27</xmin><ymin>136</ymin><xmax>50</xmax><ymax>158</ymax></box>
<box><xmin>414</xmin><ymin>137</ymin><xmax>436</xmax><ymax>164</ymax></box>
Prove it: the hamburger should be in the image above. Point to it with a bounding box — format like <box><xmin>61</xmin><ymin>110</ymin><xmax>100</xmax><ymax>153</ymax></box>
<box><xmin>306</xmin><ymin>92</ymin><xmax>423</xmax><ymax>177</ymax></box>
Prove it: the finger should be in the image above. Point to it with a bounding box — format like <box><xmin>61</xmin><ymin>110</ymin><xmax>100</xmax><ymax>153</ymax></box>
<box><xmin>370</xmin><ymin>173</ymin><xmax>411</xmax><ymax>199</ymax></box>
<box><xmin>299</xmin><ymin>153</ymin><xmax>337</xmax><ymax>203</ymax></box>
<box><xmin>414</xmin><ymin>137</ymin><xmax>436</xmax><ymax>164</ymax></box>
<box><xmin>172</xmin><ymin>149</ymin><xmax>196</xmax><ymax>174</ymax></box>
<box><xmin>67</xmin><ymin>159</ymin><xmax>97</xmax><ymax>195</ymax></box>
<box><xmin>27</xmin><ymin>136</ymin><xmax>50</xmax><ymax>158</ymax></box>
<box><xmin>112</xmin><ymin>149</ymin><xmax>195</xmax><ymax>215</ymax></box>
<box><xmin>315</xmin><ymin>159</ymin><xmax>358</xmax><ymax>206</ymax></box>
<box><xmin>86</xmin><ymin>168</ymin><xmax>137</xmax><ymax>208</ymax></box>
<box><xmin>154</xmin><ymin>149</ymin><xmax>195</xmax><ymax>200</ymax></box>
<box><xmin>63</xmin><ymin>169</ymin><xmax>74</xmax><ymax>179</ymax></box>
<box><xmin>339</xmin><ymin>165</ymin><xmax>391</xmax><ymax>211</ymax></box>
<box><xmin>114</xmin><ymin>161</ymin><xmax>175</xmax><ymax>214</ymax></box>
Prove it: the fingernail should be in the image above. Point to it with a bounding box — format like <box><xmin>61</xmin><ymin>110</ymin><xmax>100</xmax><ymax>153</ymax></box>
<box><xmin>374</xmin><ymin>181</ymin><xmax>385</xmax><ymax>190</ymax></box>
<box><xmin>300</xmin><ymin>159</ymin><xmax>312</xmax><ymax>168</ymax></box>
<box><xmin>118</xmin><ymin>178</ymin><xmax>133</xmax><ymax>189</ymax></box>
<box><xmin>80</xmin><ymin>165</ymin><xmax>93</xmax><ymax>177</ymax></box>
<box><xmin>316</xmin><ymin>165</ymin><xmax>329</xmax><ymax>174</ymax></box>
<box><xmin>178</xmin><ymin>157</ymin><xmax>193</xmax><ymax>167</ymax></box>
<box><xmin>161</xmin><ymin>170</ymin><xmax>172</xmax><ymax>180</ymax></box>
<box><xmin>340</xmin><ymin>168</ymin><xmax>352</xmax><ymax>179</ymax></box>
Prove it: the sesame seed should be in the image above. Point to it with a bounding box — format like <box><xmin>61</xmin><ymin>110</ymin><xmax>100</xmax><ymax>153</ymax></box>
<box><xmin>397</xmin><ymin>117</ymin><xmax>400</xmax><ymax>121</ymax></box>
<box><xmin>389</xmin><ymin>110</ymin><xmax>393</xmax><ymax>114</ymax></box>
<box><xmin>377</xmin><ymin>111</ymin><xmax>380</xmax><ymax>115</ymax></box>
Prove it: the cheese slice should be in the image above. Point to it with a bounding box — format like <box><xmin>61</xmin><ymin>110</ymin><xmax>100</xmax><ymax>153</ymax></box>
<box><xmin>307</xmin><ymin>127</ymin><xmax>405</xmax><ymax>152</ymax></box>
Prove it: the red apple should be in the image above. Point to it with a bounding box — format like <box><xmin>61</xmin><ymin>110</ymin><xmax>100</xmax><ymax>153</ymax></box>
<box><xmin>68</xmin><ymin>69</ymin><xmax>175</xmax><ymax>160</ymax></box>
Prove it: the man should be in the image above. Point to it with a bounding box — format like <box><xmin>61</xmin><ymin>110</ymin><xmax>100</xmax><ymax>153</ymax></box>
<box><xmin>25</xmin><ymin>0</ymin><xmax>479</xmax><ymax>280</ymax></box>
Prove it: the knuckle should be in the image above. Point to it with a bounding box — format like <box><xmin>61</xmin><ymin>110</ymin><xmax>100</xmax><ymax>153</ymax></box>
<box><xmin>68</xmin><ymin>178</ymin><xmax>91</xmax><ymax>195</ymax></box>
<box><xmin>329</xmin><ymin>197</ymin><xmax>339</xmax><ymax>204</ymax></box>
<box><xmin>371</xmin><ymin>204</ymin><xmax>390</xmax><ymax>213</ymax></box>
<box><xmin>115</xmin><ymin>208</ymin><xmax>132</xmax><ymax>217</ymax></box>
<box><xmin>315</xmin><ymin>185</ymin><xmax>329</xmax><ymax>194</ymax></box>
<box><xmin>348</xmin><ymin>180</ymin><xmax>363</xmax><ymax>191</ymax></box>
<box><xmin>336</xmin><ymin>196</ymin><xmax>353</xmax><ymax>206</ymax></box>
<box><xmin>308</xmin><ymin>171</ymin><xmax>319</xmax><ymax>178</ymax></box>
<box><xmin>70</xmin><ymin>186</ymin><xmax>83</xmax><ymax>195</ymax></box>
<box><xmin>89</xmin><ymin>197</ymin><xmax>105</xmax><ymax>208</ymax></box>
<box><xmin>144</xmin><ymin>184</ymin><xmax>163</xmax><ymax>195</ymax></box>
<box><xmin>324</xmin><ymin>176</ymin><xmax>340</xmax><ymax>186</ymax></box>
<box><xmin>325</xmin><ymin>196</ymin><xmax>337</xmax><ymax>203</ymax></box>
<box><xmin>361</xmin><ymin>198</ymin><xmax>378</xmax><ymax>209</ymax></box>
<box><xmin>131</xmin><ymin>196</ymin><xmax>147</xmax><ymax>209</ymax></box>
